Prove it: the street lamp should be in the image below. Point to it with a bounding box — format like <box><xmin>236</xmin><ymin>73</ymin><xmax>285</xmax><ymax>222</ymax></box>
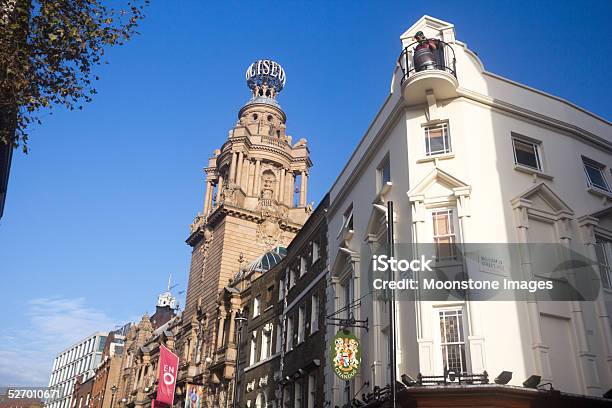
<box><xmin>110</xmin><ymin>385</ymin><xmax>118</xmax><ymax>408</ymax></box>
<box><xmin>232</xmin><ymin>309</ymin><xmax>248</xmax><ymax>408</ymax></box>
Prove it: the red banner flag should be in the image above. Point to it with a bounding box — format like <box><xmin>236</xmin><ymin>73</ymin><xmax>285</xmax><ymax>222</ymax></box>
<box><xmin>156</xmin><ymin>345</ymin><xmax>179</xmax><ymax>406</ymax></box>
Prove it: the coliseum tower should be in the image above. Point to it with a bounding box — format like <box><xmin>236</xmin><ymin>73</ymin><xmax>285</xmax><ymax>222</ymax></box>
<box><xmin>180</xmin><ymin>59</ymin><xmax>312</xmax><ymax>397</ymax></box>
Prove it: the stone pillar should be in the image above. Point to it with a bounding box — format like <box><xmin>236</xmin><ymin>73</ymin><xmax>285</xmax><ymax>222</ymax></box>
<box><xmin>216</xmin><ymin>175</ymin><xmax>224</xmax><ymax>205</ymax></box>
<box><xmin>228</xmin><ymin>310</ymin><xmax>237</xmax><ymax>345</ymax></box>
<box><xmin>254</xmin><ymin>160</ymin><xmax>261</xmax><ymax>197</ymax></box>
<box><xmin>278</xmin><ymin>169</ymin><xmax>285</xmax><ymax>202</ymax></box>
<box><xmin>216</xmin><ymin>314</ymin><xmax>226</xmax><ymax>349</ymax></box>
<box><xmin>203</xmin><ymin>180</ymin><xmax>212</xmax><ymax>215</ymax></box>
<box><xmin>247</xmin><ymin>161</ymin><xmax>254</xmax><ymax>196</ymax></box>
<box><xmin>299</xmin><ymin>171</ymin><xmax>308</xmax><ymax>207</ymax></box>
<box><xmin>578</xmin><ymin>216</ymin><xmax>612</xmax><ymax>380</ymax></box>
<box><xmin>236</xmin><ymin>152</ymin><xmax>244</xmax><ymax>187</ymax></box>
<box><xmin>288</xmin><ymin>172</ymin><xmax>295</xmax><ymax>207</ymax></box>
<box><xmin>229</xmin><ymin>152</ymin><xmax>237</xmax><ymax>183</ymax></box>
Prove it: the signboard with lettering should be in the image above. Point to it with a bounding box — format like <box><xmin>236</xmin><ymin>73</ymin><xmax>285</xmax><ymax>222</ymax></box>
<box><xmin>156</xmin><ymin>345</ymin><xmax>179</xmax><ymax>406</ymax></box>
<box><xmin>330</xmin><ymin>330</ymin><xmax>361</xmax><ymax>381</ymax></box>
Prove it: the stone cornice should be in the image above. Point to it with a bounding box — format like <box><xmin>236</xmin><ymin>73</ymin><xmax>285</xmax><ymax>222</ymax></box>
<box><xmin>187</xmin><ymin>204</ymin><xmax>302</xmax><ymax>245</ymax></box>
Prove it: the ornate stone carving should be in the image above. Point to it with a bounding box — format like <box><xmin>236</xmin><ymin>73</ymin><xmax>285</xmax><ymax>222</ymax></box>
<box><xmin>199</xmin><ymin>227</ymin><xmax>214</xmax><ymax>282</ymax></box>
<box><xmin>189</xmin><ymin>213</ymin><xmax>206</xmax><ymax>235</ymax></box>
<box><xmin>220</xmin><ymin>182</ymin><xmax>239</xmax><ymax>206</ymax></box>
<box><xmin>256</xmin><ymin>195</ymin><xmax>288</xmax><ymax>248</ymax></box>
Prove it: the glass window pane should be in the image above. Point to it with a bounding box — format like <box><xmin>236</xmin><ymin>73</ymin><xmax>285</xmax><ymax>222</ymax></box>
<box><xmin>514</xmin><ymin>140</ymin><xmax>540</xmax><ymax>169</ymax></box>
<box><xmin>585</xmin><ymin>163</ymin><xmax>609</xmax><ymax>191</ymax></box>
<box><xmin>425</xmin><ymin>124</ymin><xmax>451</xmax><ymax>155</ymax></box>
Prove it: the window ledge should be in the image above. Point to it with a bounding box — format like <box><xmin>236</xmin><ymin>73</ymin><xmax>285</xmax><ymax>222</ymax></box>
<box><xmin>513</xmin><ymin>164</ymin><xmax>553</xmax><ymax>180</ymax></box>
<box><xmin>587</xmin><ymin>186</ymin><xmax>612</xmax><ymax>199</ymax></box>
<box><xmin>416</xmin><ymin>153</ymin><xmax>455</xmax><ymax>163</ymax></box>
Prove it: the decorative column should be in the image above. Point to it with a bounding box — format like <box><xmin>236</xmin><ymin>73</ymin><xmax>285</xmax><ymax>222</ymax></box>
<box><xmin>203</xmin><ymin>180</ymin><xmax>212</xmax><ymax>215</ymax></box>
<box><xmin>279</xmin><ymin>169</ymin><xmax>286</xmax><ymax>203</ymax></box>
<box><xmin>288</xmin><ymin>172</ymin><xmax>295</xmax><ymax>207</ymax></box>
<box><xmin>236</xmin><ymin>151</ymin><xmax>244</xmax><ymax>187</ymax></box>
<box><xmin>216</xmin><ymin>175</ymin><xmax>224</xmax><ymax>204</ymax></box>
<box><xmin>408</xmin><ymin>195</ymin><xmax>433</xmax><ymax>374</ymax></box>
<box><xmin>254</xmin><ymin>160</ymin><xmax>261</xmax><ymax>197</ymax></box>
<box><xmin>571</xmin><ymin>215</ymin><xmax>607</xmax><ymax>393</ymax></box>
<box><xmin>216</xmin><ymin>313</ymin><xmax>226</xmax><ymax>349</ymax></box>
<box><xmin>228</xmin><ymin>309</ymin><xmax>237</xmax><ymax>345</ymax></box>
<box><xmin>299</xmin><ymin>171</ymin><xmax>307</xmax><ymax>207</ymax></box>
<box><xmin>454</xmin><ymin>188</ymin><xmax>486</xmax><ymax>373</ymax></box>
<box><xmin>229</xmin><ymin>152</ymin><xmax>237</xmax><ymax>183</ymax></box>
<box><xmin>247</xmin><ymin>161</ymin><xmax>254</xmax><ymax>196</ymax></box>
<box><xmin>511</xmin><ymin>198</ymin><xmax>551</xmax><ymax>382</ymax></box>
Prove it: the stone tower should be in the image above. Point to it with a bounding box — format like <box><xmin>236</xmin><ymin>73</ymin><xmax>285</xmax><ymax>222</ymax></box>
<box><xmin>181</xmin><ymin>59</ymin><xmax>312</xmax><ymax>384</ymax></box>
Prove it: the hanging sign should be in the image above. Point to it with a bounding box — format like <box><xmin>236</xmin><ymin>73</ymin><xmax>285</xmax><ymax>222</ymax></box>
<box><xmin>156</xmin><ymin>345</ymin><xmax>179</xmax><ymax>406</ymax></box>
<box><xmin>330</xmin><ymin>329</ymin><xmax>361</xmax><ymax>381</ymax></box>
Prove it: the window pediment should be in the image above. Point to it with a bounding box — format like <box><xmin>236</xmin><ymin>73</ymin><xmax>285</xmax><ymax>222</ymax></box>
<box><xmin>408</xmin><ymin>167</ymin><xmax>471</xmax><ymax>203</ymax></box>
<box><xmin>511</xmin><ymin>182</ymin><xmax>573</xmax><ymax>219</ymax></box>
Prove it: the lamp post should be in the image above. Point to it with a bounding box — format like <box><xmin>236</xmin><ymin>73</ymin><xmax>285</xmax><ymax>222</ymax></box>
<box><xmin>232</xmin><ymin>310</ymin><xmax>247</xmax><ymax>408</ymax></box>
<box><xmin>387</xmin><ymin>200</ymin><xmax>397</xmax><ymax>408</ymax></box>
<box><xmin>110</xmin><ymin>385</ymin><xmax>118</xmax><ymax>408</ymax></box>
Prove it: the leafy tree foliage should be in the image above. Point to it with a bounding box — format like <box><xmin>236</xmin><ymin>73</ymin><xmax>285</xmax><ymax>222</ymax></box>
<box><xmin>0</xmin><ymin>0</ymin><xmax>147</xmax><ymax>152</ymax></box>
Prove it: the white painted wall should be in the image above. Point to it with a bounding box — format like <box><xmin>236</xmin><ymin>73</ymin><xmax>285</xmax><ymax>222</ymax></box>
<box><xmin>325</xmin><ymin>15</ymin><xmax>612</xmax><ymax>404</ymax></box>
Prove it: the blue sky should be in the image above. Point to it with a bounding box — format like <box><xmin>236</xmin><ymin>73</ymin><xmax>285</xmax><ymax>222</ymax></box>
<box><xmin>1</xmin><ymin>1</ymin><xmax>611</xmax><ymax>386</ymax></box>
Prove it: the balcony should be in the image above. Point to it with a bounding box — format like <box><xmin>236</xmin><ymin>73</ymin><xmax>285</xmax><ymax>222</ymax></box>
<box><xmin>397</xmin><ymin>40</ymin><xmax>458</xmax><ymax>105</ymax></box>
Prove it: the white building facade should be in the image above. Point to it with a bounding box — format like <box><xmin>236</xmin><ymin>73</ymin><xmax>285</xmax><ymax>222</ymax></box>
<box><xmin>45</xmin><ymin>332</ymin><xmax>108</xmax><ymax>408</ymax></box>
<box><xmin>325</xmin><ymin>16</ymin><xmax>612</xmax><ymax>405</ymax></box>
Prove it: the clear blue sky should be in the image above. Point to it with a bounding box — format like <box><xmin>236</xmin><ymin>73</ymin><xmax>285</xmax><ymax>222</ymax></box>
<box><xmin>1</xmin><ymin>0</ymin><xmax>610</xmax><ymax>386</ymax></box>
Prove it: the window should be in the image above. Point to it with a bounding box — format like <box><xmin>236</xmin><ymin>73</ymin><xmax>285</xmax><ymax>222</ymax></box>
<box><xmin>276</xmin><ymin>323</ymin><xmax>283</xmax><ymax>353</ymax></box>
<box><xmin>249</xmin><ymin>332</ymin><xmax>257</xmax><ymax>365</ymax></box>
<box><xmin>307</xmin><ymin>374</ymin><xmax>316</xmax><ymax>408</ymax></box>
<box><xmin>297</xmin><ymin>305</ymin><xmax>305</xmax><ymax>343</ymax></box>
<box><xmin>595</xmin><ymin>236</ymin><xmax>612</xmax><ymax>290</ymax></box>
<box><xmin>290</xmin><ymin>268</ymin><xmax>297</xmax><ymax>289</ymax></box>
<box><xmin>285</xmin><ymin>316</ymin><xmax>293</xmax><ymax>352</ymax></box>
<box><xmin>583</xmin><ymin>159</ymin><xmax>610</xmax><ymax>192</ymax></box>
<box><xmin>310</xmin><ymin>296</ymin><xmax>319</xmax><ymax>335</ymax></box>
<box><xmin>438</xmin><ymin>309</ymin><xmax>466</xmax><ymax>373</ymax></box>
<box><xmin>432</xmin><ymin>209</ymin><xmax>457</xmax><ymax>261</ymax></box>
<box><xmin>253</xmin><ymin>296</ymin><xmax>260</xmax><ymax>317</ymax></box>
<box><xmin>338</xmin><ymin>204</ymin><xmax>354</xmax><ymax>238</ymax></box>
<box><xmin>266</xmin><ymin>285</ymin><xmax>274</xmax><ymax>306</ymax></box>
<box><xmin>261</xmin><ymin>326</ymin><xmax>272</xmax><ymax>360</ymax></box>
<box><xmin>279</xmin><ymin>277</ymin><xmax>285</xmax><ymax>301</ymax></box>
<box><xmin>300</xmin><ymin>256</ymin><xmax>307</xmax><ymax>277</ymax></box>
<box><xmin>425</xmin><ymin>123</ymin><xmax>451</xmax><ymax>156</ymax></box>
<box><xmin>377</xmin><ymin>155</ymin><xmax>391</xmax><ymax>189</ymax></box>
<box><xmin>312</xmin><ymin>241</ymin><xmax>319</xmax><ymax>263</ymax></box>
<box><xmin>343</xmin><ymin>280</ymin><xmax>353</xmax><ymax>319</ymax></box>
<box><xmin>294</xmin><ymin>381</ymin><xmax>302</xmax><ymax>408</ymax></box>
<box><xmin>512</xmin><ymin>137</ymin><xmax>541</xmax><ymax>170</ymax></box>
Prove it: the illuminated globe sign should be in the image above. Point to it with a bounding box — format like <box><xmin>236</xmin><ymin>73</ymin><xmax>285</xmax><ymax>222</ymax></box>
<box><xmin>246</xmin><ymin>59</ymin><xmax>286</xmax><ymax>94</ymax></box>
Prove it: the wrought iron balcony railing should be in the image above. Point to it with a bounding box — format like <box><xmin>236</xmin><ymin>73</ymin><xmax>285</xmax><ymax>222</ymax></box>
<box><xmin>398</xmin><ymin>40</ymin><xmax>456</xmax><ymax>84</ymax></box>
